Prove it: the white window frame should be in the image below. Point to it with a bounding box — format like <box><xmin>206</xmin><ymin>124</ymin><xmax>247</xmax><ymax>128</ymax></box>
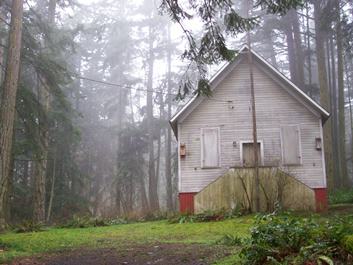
<box><xmin>200</xmin><ymin>127</ymin><xmax>221</xmax><ymax>169</ymax></box>
<box><xmin>239</xmin><ymin>140</ymin><xmax>264</xmax><ymax>167</ymax></box>
<box><xmin>280</xmin><ymin>125</ymin><xmax>303</xmax><ymax>166</ymax></box>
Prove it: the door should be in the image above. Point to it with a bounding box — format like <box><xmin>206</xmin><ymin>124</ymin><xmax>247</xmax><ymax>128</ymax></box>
<box><xmin>242</xmin><ymin>143</ymin><xmax>261</xmax><ymax>167</ymax></box>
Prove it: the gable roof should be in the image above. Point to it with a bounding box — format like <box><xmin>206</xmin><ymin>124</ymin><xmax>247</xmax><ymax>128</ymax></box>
<box><xmin>170</xmin><ymin>45</ymin><xmax>330</xmax><ymax>138</ymax></box>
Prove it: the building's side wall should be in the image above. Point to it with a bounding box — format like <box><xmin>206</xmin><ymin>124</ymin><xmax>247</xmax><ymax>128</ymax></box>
<box><xmin>179</xmin><ymin>59</ymin><xmax>325</xmax><ymax>193</ymax></box>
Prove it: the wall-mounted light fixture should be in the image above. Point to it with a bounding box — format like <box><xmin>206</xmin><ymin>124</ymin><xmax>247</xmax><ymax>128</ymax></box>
<box><xmin>180</xmin><ymin>143</ymin><xmax>186</xmax><ymax>158</ymax></box>
<box><xmin>315</xmin><ymin>137</ymin><xmax>322</xmax><ymax>151</ymax></box>
<box><xmin>232</xmin><ymin>141</ymin><xmax>237</xmax><ymax>147</ymax></box>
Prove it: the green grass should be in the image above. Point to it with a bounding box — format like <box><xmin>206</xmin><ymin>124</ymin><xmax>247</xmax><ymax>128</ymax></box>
<box><xmin>0</xmin><ymin>217</ymin><xmax>253</xmax><ymax>263</ymax></box>
<box><xmin>2</xmin><ymin>211</ymin><xmax>351</xmax><ymax>264</ymax></box>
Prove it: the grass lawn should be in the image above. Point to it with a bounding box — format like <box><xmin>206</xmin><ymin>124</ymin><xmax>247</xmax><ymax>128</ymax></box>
<box><xmin>0</xmin><ymin>216</ymin><xmax>253</xmax><ymax>264</ymax></box>
<box><xmin>1</xmin><ymin>206</ymin><xmax>353</xmax><ymax>265</ymax></box>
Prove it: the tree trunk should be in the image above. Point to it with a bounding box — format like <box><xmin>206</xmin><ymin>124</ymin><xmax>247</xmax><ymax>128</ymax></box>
<box><xmin>313</xmin><ymin>0</ymin><xmax>334</xmax><ymax>190</ymax></box>
<box><xmin>165</xmin><ymin>23</ymin><xmax>173</xmax><ymax>211</ymax></box>
<box><xmin>127</xmin><ymin>174</ymin><xmax>133</xmax><ymax>213</ymax></box>
<box><xmin>284</xmin><ymin>19</ymin><xmax>297</xmax><ymax>84</ymax></box>
<box><xmin>345</xmin><ymin>63</ymin><xmax>353</xmax><ymax>182</ymax></box>
<box><xmin>128</xmin><ymin>86</ymin><xmax>148</xmax><ymax>213</ymax></box>
<box><xmin>335</xmin><ymin>0</ymin><xmax>348</xmax><ymax>186</ymax></box>
<box><xmin>305</xmin><ymin>2</ymin><xmax>313</xmax><ymax>97</ymax></box>
<box><xmin>115</xmin><ymin>180</ymin><xmax>121</xmax><ymax>216</ymax></box>
<box><xmin>327</xmin><ymin>37</ymin><xmax>340</xmax><ymax>187</ymax></box>
<box><xmin>0</xmin><ymin>3</ymin><xmax>8</xmax><ymax>85</ymax></box>
<box><xmin>33</xmin><ymin>0</ymin><xmax>57</xmax><ymax>224</ymax></box>
<box><xmin>155</xmin><ymin>94</ymin><xmax>162</xmax><ymax>209</ymax></box>
<box><xmin>139</xmin><ymin>173</ymin><xmax>149</xmax><ymax>213</ymax></box>
<box><xmin>0</xmin><ymin>0</ymin><xmax>23</xmax><ymax>230</ymax></box>
<box><xmin>33</xmin><ymin>157</ymin><xmax>46</xmax><ymax>223</ymax></box>
<box><xmin>147</xmin><ymin>25</ymin><xmax>159</xmax><ymax>212</ymax></box>
<box><xmin>5</xmin><ymin>155</ymin><xmax>14</xmax><ymax>223</ymax></box>
<box><xmin>291</xmin><ymin>10</ymin><xmax>305</xmax><ymax>89</ymax></box>
<box><xmin>284</xmin><ymin>9</ymin><xmax>305</xmax><ymax>89</ymax></box>
<box><xmin>46</xmin><ymin>153</ymin><xmax>56</xmax><ymax>222</ymax></box>
<box><xmin>115</xmin><ymin>82</ymin><xmax>123</xmax><ymax>216</ymax></box>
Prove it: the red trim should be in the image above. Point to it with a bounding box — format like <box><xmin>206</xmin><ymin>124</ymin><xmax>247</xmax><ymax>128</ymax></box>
<box><xmin>179</xmin><ymin>192</ymin><xmax>197</xmax><ymax>213</ymax></box>
<box><xmin>314</xmin><ymin>188</ymin><xmax>328</xmax><ymax>212</ymax></box>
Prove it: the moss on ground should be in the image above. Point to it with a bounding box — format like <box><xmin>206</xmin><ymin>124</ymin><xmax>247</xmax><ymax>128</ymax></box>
<box><xmin>0</xmin><ymin>217</ymin><xmax>253</xmax><ymax>263</ymax></box>
<box><xmin>343</xmin><ymin>235</ymin><xmax>353</xmax><ymax>254</ymax></box>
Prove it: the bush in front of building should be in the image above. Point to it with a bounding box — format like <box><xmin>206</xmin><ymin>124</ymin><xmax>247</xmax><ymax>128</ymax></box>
<box><xmin>240</xmin><ymin>212</ymin><xmax>353</xmax><ymax>264</ymax></box>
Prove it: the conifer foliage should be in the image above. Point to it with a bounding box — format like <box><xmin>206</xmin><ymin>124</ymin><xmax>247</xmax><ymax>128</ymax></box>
<box><xmin>160</xmin><ymin>0</ymin><xmax>303</xmax><ymax>97</ymax></box>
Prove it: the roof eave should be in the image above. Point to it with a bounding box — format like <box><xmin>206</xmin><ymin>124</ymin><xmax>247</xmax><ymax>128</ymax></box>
<box><xmin>170</xmin><ymin>119</ymin><xmax>178</xmax><ymax>139</ymax></box>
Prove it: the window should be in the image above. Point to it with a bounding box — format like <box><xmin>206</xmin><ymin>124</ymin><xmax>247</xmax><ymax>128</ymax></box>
<box><xmin>281</xmin><ymin>125</ymin><xmax>301</xmax><ymax>165</ymax></box>
<box><xmin>241</xmin><ymin>142</ymin><xmax>262</xmax><ymax>167</ymax></box>
<box><xmin>201</xmin><ymin>127</ymin><xmax>220</xmax><ymax>168</ymax></box>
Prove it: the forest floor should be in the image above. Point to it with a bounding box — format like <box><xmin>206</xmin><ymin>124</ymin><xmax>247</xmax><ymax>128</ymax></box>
<box><xmin>0</xmin><ymin>217</ymin><xmax>252</xmax><ymax>265</ymax></box>
<box><xmin>2</xmin><ymin>205</ymin><xmax>353</xmax><ymax>265</ymax></box>
<box><xmin>7</xmin><ymin>244</ymin><xmax>234</xmax><ymax>265</ymax></box>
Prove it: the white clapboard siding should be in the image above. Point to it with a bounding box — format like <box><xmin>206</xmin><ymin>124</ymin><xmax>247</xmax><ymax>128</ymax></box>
<box><xmin>179</xmin><ymin>59</ymin><xmax>325</xmax><ymax>193</ymax></box>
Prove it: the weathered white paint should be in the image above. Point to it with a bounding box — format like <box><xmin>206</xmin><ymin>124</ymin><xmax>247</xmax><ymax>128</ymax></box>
<box><xmin>176</xmin><ymin>55</ymin><xmax>327</xmax><ymax>193</ymax></box>
<box><xmin>177</xmin><ymin>123</ymin><xmax>182</xmax><ymax>192</ymax></box>
<box><xmin>319</xmin><ymin>118</ymin><xmax>327</xmax><ymax>187</ymax></box>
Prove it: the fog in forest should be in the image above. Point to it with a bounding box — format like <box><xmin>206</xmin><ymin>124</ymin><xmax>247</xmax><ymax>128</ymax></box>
<box><xmin>0</xmin><ymin>0</ymin><xmax>352</xmax><ymax>225</ymax></box>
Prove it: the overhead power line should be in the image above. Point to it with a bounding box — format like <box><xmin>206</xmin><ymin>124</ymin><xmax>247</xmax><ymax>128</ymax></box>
<box><xmin>74</xmin><ymin>75</ymin><xmax>234</xmax><ymax>103</ymax></box>
<box><xmin>76</xmin><ymin>75</ymin><xmax>178</xmax><ymax>97</ymax></box>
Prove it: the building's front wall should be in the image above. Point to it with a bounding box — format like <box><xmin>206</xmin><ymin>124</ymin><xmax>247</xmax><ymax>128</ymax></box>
<box><xmin>178</xmin><ymin>58</ymin><xmax>326</xmax><ymax>195</ymax></box>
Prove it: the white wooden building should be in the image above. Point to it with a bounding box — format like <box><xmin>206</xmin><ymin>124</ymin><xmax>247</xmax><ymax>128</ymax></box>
<box><xmin>170</xmin><ymin>46</ymin><xmax>330</xmax><ymax>213</ymax></box>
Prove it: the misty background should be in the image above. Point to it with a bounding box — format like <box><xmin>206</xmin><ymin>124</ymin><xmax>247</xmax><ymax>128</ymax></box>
<box><xmin>0</xmin><ymin>0</ymin><xmax>352</xmax><ymax>223</ymax></box>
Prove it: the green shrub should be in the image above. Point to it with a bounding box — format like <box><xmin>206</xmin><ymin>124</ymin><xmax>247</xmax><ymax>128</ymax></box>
<box><xmin>107</xmin><ymin>218</ymin><xmax>129</xmax><ymax>225</ymax></box>
<box><xmin>342</xmin><ymin>235</ymin><xmax>353</xmax><ymax>254</ymax></box>
<box><xmin>61</xmin><ymin>215</ymin><xmax>109</xmax><ymax>228</ymax></box>
<box><xmin>0</xmin><ymin>239</ymin><xmax>13</xmax><ymax>251</ymax></box>
<box><xmin>12</xmin><ymin>220</ymin><xmax>44</xmax><ymax>233</ymax></box>
<box><xmin>217</xmin><ymin>234</ymin><xmax>243</xmax><ymax>246</ymax></box>
<box><xmin>168</xmin><ymin>209</ymin><xmax>244</xmax><ymax>224</ymax></box>
<box><xmin>167</xmin><ymin>213</ymin><xmax>195</xmax><ymax>224</ymax></box>
<box><xmin>240</xmin><ymin>213</ymin><xmax>353</xmax><ymax>264</ymax></box>
<box><xmin>167</xmin><ymin>211</ymin><xmax>223</xmax><ymax>224</ymax></box>
<box><xmin>329</xmin><ymin>188</ymin><xmax>353</xmax><ymax>204</ymax></box>
<box><xmin>138</xmin><ymin>211</ymin><xmax>169</xmax><ymax>222</ymax></box>
<box><xmin>194</xmin><ymin>210</ymin><xmax>225</xmax><ymax>222</ymax></box>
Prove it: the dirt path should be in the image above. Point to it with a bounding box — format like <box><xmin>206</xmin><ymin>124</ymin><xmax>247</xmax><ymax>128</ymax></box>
<box><xmin>9</xmin><ymin>243</ymin><xmax>230</xmax><ymax>265</ymax></box>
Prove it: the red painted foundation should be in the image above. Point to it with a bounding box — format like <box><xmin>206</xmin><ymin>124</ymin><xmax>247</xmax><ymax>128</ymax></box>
<box><xmin>314</xmin><ymin>188</ymin><xmax>328</xmax><ymax>212</ymax></box>
<box><xmin>179</xmin><ymin>192</ymin><xmax>197</xmax><ymax>213</ymax></box>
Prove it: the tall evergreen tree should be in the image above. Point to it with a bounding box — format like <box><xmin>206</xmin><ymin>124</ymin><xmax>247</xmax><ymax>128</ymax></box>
<box><xmin>313</xmin><ymin>0</ymin><xmax>334</xmax><ymax>189</ymax></box>
<box><xmin>0</xmin><ymin>0</ymin><xmax>23</xmax><ymax>229</ymax></box>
